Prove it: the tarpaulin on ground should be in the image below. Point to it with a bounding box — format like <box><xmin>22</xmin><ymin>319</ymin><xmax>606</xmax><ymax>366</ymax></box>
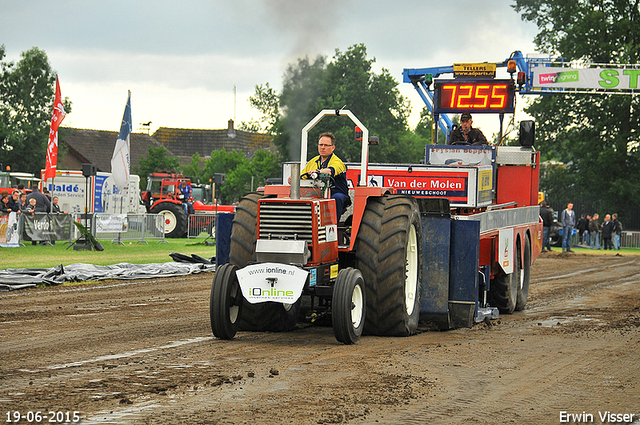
<box><xmin>0</xmin><ymin>261</ymin><xmax>215</xmax><ymax>291</ymax></box>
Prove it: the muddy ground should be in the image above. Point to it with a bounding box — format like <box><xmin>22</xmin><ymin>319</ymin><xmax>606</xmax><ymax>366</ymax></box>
<box><xmin>1</xmin><ymin>252</ymin><xmax>639</xmax><ymax>425</ymax></box>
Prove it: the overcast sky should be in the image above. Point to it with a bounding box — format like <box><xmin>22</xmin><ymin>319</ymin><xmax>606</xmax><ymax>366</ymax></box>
<box><xmin>1</xmin><ymin>0</ymin><xmax>539</xmax><ymax>138</ymax></box>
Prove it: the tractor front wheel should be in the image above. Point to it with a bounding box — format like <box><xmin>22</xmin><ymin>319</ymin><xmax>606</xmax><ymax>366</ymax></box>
<box><xmin>332</xmin><ymin>268</ymin><xmax>366</xmax><ymax>345</ymax></box>
<box><xmin>210</xmin><ymin>264</ymin><xmax>243</xmax><ymax>340</ymax></box>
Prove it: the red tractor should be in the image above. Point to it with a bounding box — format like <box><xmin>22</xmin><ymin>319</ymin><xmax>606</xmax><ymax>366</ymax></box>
<box><xmin>142</xmin><ymin>172</ymin><xmax>233</xmax><ymax>238</ymax></box>
<box><xmin>211</xmin><ymin>109</ymin><xmax>542</xmax><ymax>344</ymax></box>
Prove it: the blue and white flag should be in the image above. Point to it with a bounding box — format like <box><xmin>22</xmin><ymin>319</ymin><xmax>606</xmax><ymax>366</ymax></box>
<box><xmin>111</xmin><ymin>91</ymin><xmax>132</xmax><ymax>192</ymax></box>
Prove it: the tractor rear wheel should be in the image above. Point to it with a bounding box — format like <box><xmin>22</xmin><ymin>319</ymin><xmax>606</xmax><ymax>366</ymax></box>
<box><xmin>332</xmin><ymin>268</ymin><xmax>366</xmax><ymax>345</ymax></box>
<box><xmin>228</xmin><ymin>192</ymin><xmax>299</xmax><ymax>332</ymax></box>
<box><xmin>355</xmin><ymin>194</ymin><xmax>422</xmax><ymax>336</ymax></box>
<box><xmin>210</xmin><ymin>263</ymin><xmax>243</xmax><ymax>340</ymax></box>
<box><xmin>515</xmin><ymin>234</ymin><xmax>531</xmax><ymax>311</ymax></box>
<box><xmin>150</xmin><ymin>202</ymin><xmax>187</xmax><ymax>238</ymax></box>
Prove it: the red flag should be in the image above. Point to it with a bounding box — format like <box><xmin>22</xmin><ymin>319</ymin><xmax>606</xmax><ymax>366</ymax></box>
<box><xmin>44</xmin><ymin>78</ymin><xmax>66</xmax><ymax>181</ymax></box>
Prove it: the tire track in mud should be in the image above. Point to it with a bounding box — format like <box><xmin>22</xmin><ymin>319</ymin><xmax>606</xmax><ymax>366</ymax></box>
<box><xmin>366</xmin><ymin>254</ymin><xmax>640</xmax><ymax>424</ymax></box>
<box><xmin>2</xmin><ymin>256</ymin><xmax>639</xmax><ymax>424</ymax></box>
<box><xmin>524</xmin><ymin>256</ymin><xmax>640</xmax><ymax>313</ymax></box>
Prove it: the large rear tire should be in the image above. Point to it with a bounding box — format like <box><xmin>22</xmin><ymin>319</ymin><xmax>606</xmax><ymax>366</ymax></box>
<box><xmin>228</xmin><ymin>192</ymin><xmax>299</xmax><ymax>332</ymax></box>
<box><xmin>332</xmin><ymin>268</ymin><xmax>366</xmax><ymax>345</ymax></box>
<box><xmin>210</xmin><ymin>263</ymin><xmax>243</xmax><ymax>340</ymax></box>
<box><xmin>355</xmin><ymin>195</ymin><xmax>422</xmax><ymax>336</ymax></box>
<box><xmin>515</xmin><ymin>234</ymin><xmax>531</xmax><ymax>311</ymax></box>
<box><xmin>150</xmin><ymin>202</ymin><xmax>187</xmax><ymax>238</ymax></box>
<box><xmin>229</xmin><ymin>192</ymin><xmax>263</xmax><ymax>267</ymax></box>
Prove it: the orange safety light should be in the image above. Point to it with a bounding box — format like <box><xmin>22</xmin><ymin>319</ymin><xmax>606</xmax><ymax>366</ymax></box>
<box><xmin>507</xmin><ymin>60</ymin><xmax>517</xmax><ymax>74</ymax></box>
<box><xmin>355</xmin><ymin>126</ymin><xmax>363</xmax><ymax>141</ymax></box>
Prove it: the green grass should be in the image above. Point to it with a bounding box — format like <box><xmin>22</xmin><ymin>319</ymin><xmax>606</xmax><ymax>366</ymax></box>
<box><xmin>553</xmin><ymin>245</ymin><xmax>640</xmax><ymax>255</ymax></box>
<box><xmin>1</xmin><ymin>238</ymin><xmax>217</xmax><ymax>269</ymax></box>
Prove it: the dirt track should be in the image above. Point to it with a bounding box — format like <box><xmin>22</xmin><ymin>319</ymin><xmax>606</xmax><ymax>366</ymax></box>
<box><xmin>1</xmin><ymin>252</ymin><xmax>639</xmax><ymax>424</ymax></box>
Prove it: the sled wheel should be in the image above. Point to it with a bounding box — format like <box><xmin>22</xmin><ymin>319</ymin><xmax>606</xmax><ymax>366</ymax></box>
<box><xmin>210</xmin><ymin>263</ymin><xmax>243</xmax><ymax>340</ymax></box>
<box><xmin>488</xmin><ymin>236</ymin><xmax>520</xmax><ymax>314</ymax></box>
<box><xmin>515</xmin><ymin>234</ymin><xmax>532</xmax><ymax>311</ymax></box>
<box><xmin>332</xmin><ymin>268</ymin><xmax>366</xmax><ymax>345</ymax></box>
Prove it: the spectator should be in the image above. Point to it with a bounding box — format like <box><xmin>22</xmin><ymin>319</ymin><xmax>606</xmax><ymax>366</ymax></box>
<box><xmin>25</xmin><ymin>198</ymin><xmax>39</xmax><ymax>245</ymax></box>
<box><xmin>49</xmin><ymin>196</ymin><xmax>65</xmax><ymax>246</ymax></box>
<box><xmin>576</xmin><ymin>214</ymin><xmax>589</xmax><ymax>245</ymax></box>
<box><xmin>561</xmin><ymin>202</ymin><xmax>576</xmax><ymax>253</ymax></box>
<box><xmin>26</xmin><ymin>188</ymin><xmax>51</xmax><ymax>213</ymax></box>
<box><xmin>51</xmin><ymin>196</ymin><xmax>64</xmax><ymax>214</ymax></box>
<box><xmin>539</xmin><ymin>201</ymin><xmax>554</xmax><ymax>252</ymax></box>
<box><xmin>589</xmin><ymin>213</ymin><xmax>601</xmax><ymax>250</ymax></box>
<box><xmin>601</xmin><ymin>214</ymin><xmax>614</xmax><ymax>250</ymax></box>
<box><xmin>8</xmin><ymin>190</ymin><xmax>22</xmax><ymax>214</ymax></box>
<box><xmin>25</xmin><ymin>198</ymin><xmax>37</xmax><ymax>215</ymax></box>
<box><xmin>584</xmin><ymin>214</ymin><xmax>592</xmax><ymax>246</ymax></box>
<box><xmin>19</xmin><ymin>193</ymin><xmax>28</xmax><ymax>210</ymax></box>
<box><xmin>612</xmin><ymin>213</ymin><xmax>622</xmax><ymax>250</ymax></box>
<box><xmin>0</xmin><ymin>191</ymin><xmax>11</xmax><ymax>213</ymax></box>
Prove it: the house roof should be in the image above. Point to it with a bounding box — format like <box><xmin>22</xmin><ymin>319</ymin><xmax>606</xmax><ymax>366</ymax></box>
<box><xmin>152</xmin><ymin>120</ymin><xmax>275</xmax><ymax>161</ymax></box>
<box><xmin>57</xmin><ymin>121</ymin><xmax>275</xmax><ymax>173</ymax></box>
<box><xmin>59</xmin><ymin>128</ymin><xmax>163</xmax><ymax>172</ymax></box>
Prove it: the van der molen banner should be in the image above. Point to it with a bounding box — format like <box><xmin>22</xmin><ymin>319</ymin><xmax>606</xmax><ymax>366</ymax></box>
<box><xmin>532</xmin><ymin>67</ymin><xmax>640</xmax><ymax>90</ymax></box>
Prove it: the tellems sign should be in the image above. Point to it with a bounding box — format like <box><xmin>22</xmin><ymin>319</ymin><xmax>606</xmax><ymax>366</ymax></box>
<box><xmin>235</xmin><ymin>262</ymin><xmax>309</xmax><ymax>304</ymax></box>
<box><xmin>532</xmin><ymin>67</ymin><xmax>640</xmax><ymax>90</ymax></box>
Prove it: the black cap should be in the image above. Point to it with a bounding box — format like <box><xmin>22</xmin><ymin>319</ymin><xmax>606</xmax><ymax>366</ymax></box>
<box><xmin>461</xmin><ymin>113</ymin><xmax>472</xmax><ymax>121</ymax></box>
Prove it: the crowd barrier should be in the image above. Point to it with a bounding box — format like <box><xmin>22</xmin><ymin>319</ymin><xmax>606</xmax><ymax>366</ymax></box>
<box><xmin>567</xmin><ymin>230</ymin><xmax>640</xmax><ymax>249</ymax></box>
<box><xmin>92</xmin><ymin>213</ymin><xmax>167</xmax><ymax>244</ymax></box>
<box><xmin>5</xmin><ymin>211</ymin><xmax>640</xmax><ymax>249</ymax></box>
<box><xmin>187</xmin><ymin>213</ymin><xmax>216</xmax><ymax>239</ymax></box>
<box><xmin>0</xmin><ymin>212</ymin><xmax>74</xmax><ymax>247</ymax></box>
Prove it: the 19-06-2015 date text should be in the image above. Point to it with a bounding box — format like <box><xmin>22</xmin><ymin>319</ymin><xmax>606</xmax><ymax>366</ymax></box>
<box><xmin>5</xmin><ymin>411</ymin><xmax>80</xmax><ymax>423</ymax></box>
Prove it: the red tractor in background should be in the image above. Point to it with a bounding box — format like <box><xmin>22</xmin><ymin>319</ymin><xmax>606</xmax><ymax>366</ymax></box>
<box><xmin>142</xmin><ymin>172</ymin><xmax>234</xmax><ymax>238</ymax></box>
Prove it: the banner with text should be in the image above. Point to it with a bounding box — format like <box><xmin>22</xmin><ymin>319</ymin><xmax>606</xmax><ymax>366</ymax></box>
<box><xmin>0</xmin><ymin>213</ymin><xmax>20</xmax><ymax>247</ymax></box>
<box><xmin>532</xmin><ymin>67</ymin><xmax>640</xmax><ymax>90</ymax></box>
<box><xmin>95</xmin><ymin>214</ymin><xmax>127</xmax><ymax>233</ymax></box>
<box><xmin>22</xmin><ymin>213</ymin><xmax>73</xmax><ymax>242</ymax></box>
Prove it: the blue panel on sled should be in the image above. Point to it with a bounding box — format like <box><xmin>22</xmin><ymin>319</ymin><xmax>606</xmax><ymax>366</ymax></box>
<box><xmin>215</xmin><ymin>213</ymin><xmax>234</xmax><ymax>267</ymax></box>
<box><xmin>449</xmin><ymin>219</ymin><xmax>480</xmax><ymax>328</ymax></box>
<box><xmin>419</xmin><ymin>215</ymin><xmax>451</xmax><ymax>328</ymax></box>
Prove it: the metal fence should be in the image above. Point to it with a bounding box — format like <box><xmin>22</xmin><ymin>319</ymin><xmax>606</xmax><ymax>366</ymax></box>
<box><xmin>92</xmin><ymin>213</ymin><xmax>167</xmax><ymax>244</ymax></box>
<box><xmin>187</xmin><ymin>213</ymin><xmax>216</xmax><ymax>239</ymax></box>
<box><xmin>567</xmin><ymin>230</ymin><xmax>640</xmax><ymax>249</ymax></box>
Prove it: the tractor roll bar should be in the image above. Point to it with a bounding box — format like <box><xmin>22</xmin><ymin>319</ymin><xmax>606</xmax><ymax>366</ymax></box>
<box><xmin>300</xmin><ymin>109</ymin><xmax>369</xmax><ymax>187</ymax></box>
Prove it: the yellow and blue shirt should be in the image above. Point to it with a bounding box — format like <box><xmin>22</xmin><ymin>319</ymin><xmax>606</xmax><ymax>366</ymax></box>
<box><xmin>301</xmin><ymin>153</ymin><xmax>348</xmax><ymax>196</ymax></box>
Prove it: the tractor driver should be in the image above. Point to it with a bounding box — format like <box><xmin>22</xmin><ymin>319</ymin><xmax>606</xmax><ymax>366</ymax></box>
<box><xmin>179</xmin><ymin>181</ymin><xmax>193</xmax><ymax>214</ymax></box>
<box><xmin>449</xmin><ymin>113</ymin><xmax>488</xmax><ymax>146</ymax></box>
<box><xmin>298</xmin><ymin>132</ymin><xmax>350</xmax><ymax>218</ymax></box>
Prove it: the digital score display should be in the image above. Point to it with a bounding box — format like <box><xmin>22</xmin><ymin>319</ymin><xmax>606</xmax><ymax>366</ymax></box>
<box><xmin>434</xmin><ymin>79</ymin><xmax>515</xmax><ymax>114</ymax></box>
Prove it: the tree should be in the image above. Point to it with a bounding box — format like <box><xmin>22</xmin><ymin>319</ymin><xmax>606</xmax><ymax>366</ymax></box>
<box><xmin>248</xmin><ymin>44</ymin><xmax>423</xmax><ymax>164</ymax></box>
<box><xmin>182</xmin><ymin>153</ymin><xmax>204</xmax><ymax>182</ymax></box>
<box><xmin>0</xmin><ymin>46</ymin><xmax>72</xmax><ymax>175</ymax></box>
<box><xmin>513</xmin><ymin>0</ymin><xmax>640</xmax><ymax>225</ymax></box>
<box><xmin>199</xmin><ymin>149</ymin><xmax>281</xmax><ymax>204</ymax></box>
<box><xmin>133</xmin><ymin>146</ymin><xmax>181</xmax><ymax>188</ymax></box>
